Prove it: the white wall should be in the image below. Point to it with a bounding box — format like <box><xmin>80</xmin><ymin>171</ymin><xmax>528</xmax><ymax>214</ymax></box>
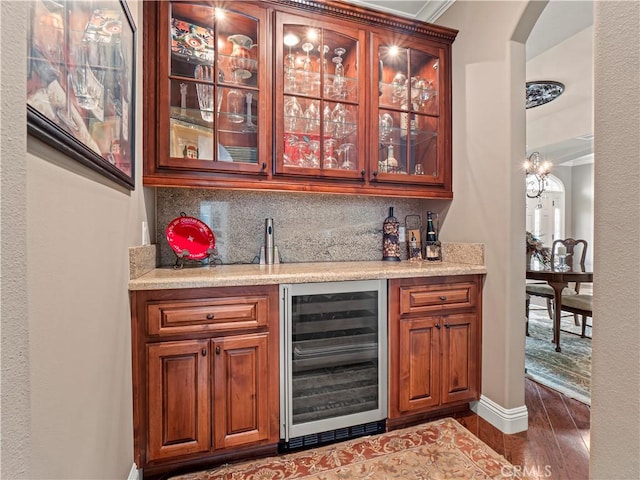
<box><xmin>437</xmin><ymin>0</ymin><xmax>544</xmax><ymax>417</ymax></box>
<box><xmin>591</xmin><ymin>1</ymin><xmax>640</xmax><ymax>478</ymax></box>
<box><xmin>1</xmin><ymin>1</ymin><xmax>151</xmax><ymax>478</ymax></box>
<box><xmin>571</xmin><ymin>163</ymin><xmax>594</xmax><ymax>269</ymax></box>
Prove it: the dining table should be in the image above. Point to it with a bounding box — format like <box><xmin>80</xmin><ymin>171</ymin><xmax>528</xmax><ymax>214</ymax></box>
<box><xmin>526</xmin><ymin>263</ymin><xmax>594</xmax><ymax>352</ymax></box>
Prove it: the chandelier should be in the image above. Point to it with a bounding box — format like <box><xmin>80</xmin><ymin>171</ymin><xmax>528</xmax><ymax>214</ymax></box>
<box><xmin>524</xmin><ymin>152</ymin><xmax>552</xmax><ymax>198</ymax></box>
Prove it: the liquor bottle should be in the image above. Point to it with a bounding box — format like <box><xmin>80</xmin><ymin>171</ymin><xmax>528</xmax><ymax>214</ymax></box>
<box><xmin>424</xmin><ymin>211</ymin><xmax>441</xmax><ymax>261</ymax></box>
<box><xmin>382</xmin><ymin>207</ymin><xmax>401</xmax><ymax>261</ymax></box>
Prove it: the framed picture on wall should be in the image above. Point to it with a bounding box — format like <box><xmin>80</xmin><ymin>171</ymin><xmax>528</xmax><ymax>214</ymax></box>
<box><xmin>27</xmin><ymin>0</ymin><xmax>136</xmax><ymax>190</ymax></box>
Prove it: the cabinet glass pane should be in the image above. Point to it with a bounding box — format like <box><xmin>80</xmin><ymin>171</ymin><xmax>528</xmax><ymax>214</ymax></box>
<box><xmin>282</xmin><ymin>26</ymin><xmax>358</xmax><ymax>102</ymax></box>
<box><xmin>378</xmin><ymin>110</ymin><xmax>437</xmax><ymax>176</ymax></box>
<box><xmin>283</xmin><ymin>95</ymin><xmax>357</xmax><ymax>171</ymax></box>
<box><xmin>410</xmin><ymin>49</ymin><xmax>439</xmax><ymax>116</ymax></box>
<box><xmin>170</xmin><ymin>4</ymin><xmax>215</xmax><ymax>77</ymax></box>
<box><xmin>378</xmin><ymin>46</ymin><xmax>409</xmax><ymax>109</ymax></box>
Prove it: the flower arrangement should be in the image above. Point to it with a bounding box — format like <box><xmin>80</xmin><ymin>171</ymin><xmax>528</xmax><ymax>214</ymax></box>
<box><xmin>526</xmin><ymin>231</ymin><xmax>551</xmax><ymax>264</ymax></box>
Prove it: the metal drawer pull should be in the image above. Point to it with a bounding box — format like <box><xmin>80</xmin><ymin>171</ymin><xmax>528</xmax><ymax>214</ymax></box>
<box><xmin>206</xmin><ymin>313</ymin><xmax>215</xmax><ymax>320</ymax></box>
<box><xmin>201</xmin><ymin>348</ymin><xmax>207</xmax><ymax>356</ymax></box>
<box><xmin>439</xmin><ymin>296</ymin><xmax>447</xmax><ymax>301</ymax></box>
<box><xmin>215</xmin><ymin>346</ymin><xmax>221</xmax><ymax>355</ymax></box>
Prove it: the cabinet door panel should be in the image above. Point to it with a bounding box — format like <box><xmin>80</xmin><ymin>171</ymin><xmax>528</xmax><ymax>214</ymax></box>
<box><xmin>398</xmin><ymin>317</ymin><xmax>441</xmax><ymax>412</ymax></box>
<box><xmin>441</xmin><ymin>313</ymin><xmax>479</xmax><ymax>403</ymax></box>
<box><xmin>147</xmin><ymin>340</ymin><xmax>210</xmax><ymax>461</ymax></box>
<box><xmin>213</xmin><ymin>333</ymin><xmax>270</xmax><ymax>449</ymax></box>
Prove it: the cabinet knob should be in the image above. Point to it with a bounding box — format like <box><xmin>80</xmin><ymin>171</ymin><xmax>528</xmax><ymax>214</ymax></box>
<box><xmin>206</xmin><ymin>313</ymin><xmax>215</xmax><ymax>320</ymax></box>
<box><xmin>215</xmin><ymin>346</ymin><xmax>221</xmax><ymax>355</ymax></box>
<box><xmin>435</xmin><ymin>323</ymin><xmax>441</xmax><ymax>329</ymax></box>
<box><xmin>201</xmin><ymin>348</ymin><xmax>207</xmax><ymax>357</ymax></box>
<box><xmin>361</xmin><ymin>169</ymin><xmax>366</xmax><ymax>176</ymax></box>
<box><xmin>444</xmin><ymin>322</ymin><xmax>450</xmax><ymax>329</ymax></box>
<box><xmin>439</xmin><ymin>296</ymin><xmax>447</xmax><ymax>301</ymax></box>
<box><xmin>373</xmin><ymin>170</ymin><xmax>378</xmax><ymax>178</ymax></box>
<box><xmin>261</xmin><ymin>162</ymin><xmax>267</xmax><ymax>170</ymax></box>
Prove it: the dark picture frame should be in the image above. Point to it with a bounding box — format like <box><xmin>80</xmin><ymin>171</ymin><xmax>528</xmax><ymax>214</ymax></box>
<box><xmin>27</xmin><ymin>0</ymin><xmax>136</xmax><ymax>190</ymax></box>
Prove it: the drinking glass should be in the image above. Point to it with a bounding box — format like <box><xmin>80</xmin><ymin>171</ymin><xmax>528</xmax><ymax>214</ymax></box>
<box><xmin>379</xmin><ymin>113</ymin><xmax>393</xmax><ymax>141</ymax></box>
<box><xmin>304</xmin><ymin>100</ymin><xmax>320</xmax><ymax>135</ymax></box>
<box><xmin>244</xmin><ymin>92</ymin><xmax>256</xmax><ymax>132</ymax></box>
<box><xmin>227</xmin><ymin>88</ymin><xmax>245</xmax><ymax>123</ymax></box>
<box><xmin>284</xmin><ymin>96</ymin><xmax>303</xmax><ymax>133</ymax></box>
<box><xmin>338</xmin><ymin>143</ymin><xmax>355</xmax><ymax>170</ymax></box>
<box><xmin>284</xmin><ymin>134</ymin><xmax>299</xmax><ymax>166</ymax></box>
<box><xmin>332</xmin><ymin>47</ymin><xmax>346</xmax><ymax>99</ymax></box>
<box><xmin>392</xmin><ymin>72</ymin><xmax>407</xmax><ymax>104</ymax></box>
<box><xmin>194</xmin><ymin>65</ymin><xmax>214</xmax><ymax>122</ymax></box>
<box><xmin>323</xmin><ymin>139</ymin><xmax>338</xmax><ymax>169</ymax></box>
<box><xmin>331</xmin><ymin>103</ymin><xmax>355</xmax><ymax>139</ymax></box>
<box><xmin>301</xmin><ymin>42</ymin><xmax>315</xmax><ymax>94</ymax></box>
<box><xmin>307</xmin><ymin>140</ymin><xmax>320</xmax><ymax>168</ymax></box>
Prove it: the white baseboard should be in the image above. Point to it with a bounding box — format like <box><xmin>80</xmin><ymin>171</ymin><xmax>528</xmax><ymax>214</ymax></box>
<box><xmin>470</xmin><ymin>395</ymin><xmax>528</xmax><ymax>434</ymax></box>
<box><xmin>127</xmin><ymin>463</ymin><xmax>140</xmax><ymax>480</ymax></box>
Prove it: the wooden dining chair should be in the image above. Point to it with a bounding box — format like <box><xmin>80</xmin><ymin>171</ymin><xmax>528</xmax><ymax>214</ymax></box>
<box><xmin>561</xmin><ymin>293</ymin><xmax>593</xmax><ymax>338</ymax></box>
<box><xmin>525</xmin><ymin>238</ymin><xmax>588</xmax><ymax>328</ymax></box>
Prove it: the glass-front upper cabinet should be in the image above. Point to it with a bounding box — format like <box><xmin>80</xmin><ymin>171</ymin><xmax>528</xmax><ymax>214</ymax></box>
<box><xmin>157</xmin><ymin>2</ymin><xmax>268</xmax><ymax>173</ymax></box>
<box><xmin>274</xmin><ymin>12</ymin><xmax>366</xmax><ymax>179</ymax></box>
<box><xmin>373</xmin><ymin>34</ymin><xmax>447</xmax><ymax>186</ymax></box>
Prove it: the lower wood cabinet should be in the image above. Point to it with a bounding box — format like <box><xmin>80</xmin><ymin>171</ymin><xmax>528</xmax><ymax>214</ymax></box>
<box><xmin>387</xmin><ymin>275</ymin><xmax>483</xmax><ymax>428</ymax></box>
<box><xmin>130</xmin><ymin>285</ymin><xmax>279</xmax><ymax>477</ymax></box>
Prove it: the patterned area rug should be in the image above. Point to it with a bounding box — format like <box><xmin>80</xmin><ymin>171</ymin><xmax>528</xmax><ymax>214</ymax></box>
<box><xmin>171</xmin><ymin>418</ymin><xmax>518</xmax><ymax>479</ymax></box>
<box><xmin>526</xmin><ymin>307</ymin><xmax>591</xmax><ymax>404</ymax></box>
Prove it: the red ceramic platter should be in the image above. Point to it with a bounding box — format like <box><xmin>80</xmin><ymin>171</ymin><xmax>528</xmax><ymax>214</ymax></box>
<box><xmin>166</xmin><ymin>215</ymin><xmax>216</xmax><ymax>260</ymax></box>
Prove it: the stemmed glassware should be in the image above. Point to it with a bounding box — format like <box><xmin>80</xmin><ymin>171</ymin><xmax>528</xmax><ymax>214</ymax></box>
<box><xmin>379</xmin><ymin>113</ymin><xmax>393</xmax><ymax>142</ymax></box>
<box><xmin>244</xmin><ymin>92</ymin><xmax>256</xmax><ymax>132</ymax></box>
<box><xmin>320</xmin><ymin>45</ymin><xmax>331</xmax><ymax>96</ymax></box>
<box><xmin>332</xmin><ymin>47</ymin><xmax>346</xmax><ymax>99</ymax></box>
<box><xmin>194</xmin><ymin>65</ymin><xmax>214</xmax><ymax>122</ymax></box>
<box><xmin>338</xmin><ymin>143</ymin><xmax>355</xmax><ymax>170</ymax></box>
<box><xmin>284</xmin><ymin>96</ymin><xmax>302</xmax><ymax>132</ymax></box>
<box><xmin>301</xmin><ymin>42</ymin><xmax>314</xmax><ymax>94</ymax></box>
<box><xmin>284</xmin><ymin>33</ymin><xmax>300</xmax><ymax>93</ymax></box>
<box><xmin>323</xmin><ymin>138</ymin><xmax>338</xmax><ymax>169</ymax></box>
<box><xmin>304</xmin><ymin>100</ymin><xmax>320</xmax><ymax>135</ymax></box>
<box><xmin>283</xmin><ymin>134</ymin><xmax>299</xmax><ymax>166</ymax></box>
<box><xmin>331</xmin><ymin>103</ymin><xmax>355</xmax><ymax>139</ymax></box>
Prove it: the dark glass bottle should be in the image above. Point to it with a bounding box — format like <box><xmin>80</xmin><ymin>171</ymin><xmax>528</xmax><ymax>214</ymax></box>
<box><xmin>424</xmin><ymin>211</ymin><xmax>441</xmax><ymax>261</ymax></box>
<box><xmin>382</xmin><ymin>207</ymin><xmax>401</xmax><ymax>261</ymax></box>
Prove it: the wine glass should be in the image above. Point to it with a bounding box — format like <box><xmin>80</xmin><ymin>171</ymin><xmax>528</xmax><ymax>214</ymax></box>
<box><xmin>284</xmin><ymin>96</ymin><xmax>303</xmax><ymax>133</ymax></box>
<box><xmin>304</xmin><ymin>100</ymin><xmax>320</xmax><ymax>135</ymax></box>
<box><xmin>243</xmin><ymin>92</ymin><xmax>256</xmax><ymax>132</ymax></box>
<box><xmin>323</xmin><ymin>104</ymin><xmax>334</xmax><ymax>137</ymax></box>
<box><xmin>392</xmin><ymin>72</ymin><xmax>407</xmax><ymax>104</ymax></box>
<box><xmin>331</xmin><ymin>103</ymin><xmax>355</xmax><ymax>139</ymax></box>
<box><xmin>323</xmin><ymin>138</ymin><xmax>338</xmax><ymax>169</ymax></box>
<box><xmin>319</xmin><ymin>45</ymin><xmax>331</xmax><ymax>96</ymax></box>
<box><xmin>332</xmin><ymin>47</ymin><xmax>346</xmax><ymax>99</ymax></box>
<box><xmin>301</xmin><ymin>42</ymin><xmax>315</xmax><ymax>94</ymax></box>
<box><xmin>338</xmin><ymin>143</ymin><xmax>355</xmax><ymax>170</ymax></box>
<box><xmin>307</xmin><ymin>140</ymin><xmax>320</xmax><ymax>168</ymax></box>
<box><xmin>284</xmin><ymin>32</ymin><xmax>300</xmax><ymax>93</ymax></box>
<box><xmin>379</xmin><ymin>113</ymin><xmax>393</xmax><ymax>142</ymax></box>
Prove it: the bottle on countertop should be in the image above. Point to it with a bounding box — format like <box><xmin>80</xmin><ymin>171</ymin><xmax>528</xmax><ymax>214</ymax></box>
<box><xmin>424</xmin><ymin>211</ymin><xmax>441</xmax><ymax>261</ymax></box>
<box><xmin>382</xmin><ymin>207</ymin><xmax>401</xmax><ymax>261</ymax></box>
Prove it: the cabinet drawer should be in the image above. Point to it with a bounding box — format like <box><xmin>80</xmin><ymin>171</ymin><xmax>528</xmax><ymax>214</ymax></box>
<box><xmin>399</xmin><ymin>282</ymin><xmax>477</xmax><ymax>315</ymax></box>
<box><xmin>147</xmin><ymin>296</ymin><xmax>269</xmax><ymax>336</ymax></box>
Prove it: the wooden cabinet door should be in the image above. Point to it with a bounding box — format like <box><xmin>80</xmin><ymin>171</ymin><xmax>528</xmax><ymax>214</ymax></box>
<box><xmin>397</xmin><ymin>316</ymin><xmax>441</xmax><ymax>413</ymax></box>
<box><xmin>213</xmin><ymin>333</ymin><xmax>270</xmax><ymax>449</ymax></box>
<box><xmin>147</xmin><ymin>340</ymin><xmax>211</xmax><ymax>461</ymax></box>
<box><xmin>440</xmin><ymin>313</ymin><xmax>479</xmax><ymax>404</ymax></box>
<box><xmin>274</xmin><ymin>11</ymin><xmax>367</xmax><ymax>181</ymax></box>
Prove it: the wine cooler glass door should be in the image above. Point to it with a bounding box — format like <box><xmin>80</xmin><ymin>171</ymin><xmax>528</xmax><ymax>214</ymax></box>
<box><xmin>280</xmin><ymin>280</ymin><xmax>387</xmax><ymax>441</ymax></box>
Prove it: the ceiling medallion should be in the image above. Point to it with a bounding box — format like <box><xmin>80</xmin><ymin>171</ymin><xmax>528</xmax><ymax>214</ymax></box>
<box><xmin>526</xmin><ymin>81</ymin><xmax>565</xmax><ymax>109</ymax></box>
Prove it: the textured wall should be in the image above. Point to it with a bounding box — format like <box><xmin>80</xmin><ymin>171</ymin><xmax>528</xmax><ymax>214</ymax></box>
<box><xmin>591</xmin><ymin>1</ymin><xmax>640</xmax><ymax>478</ymax></box>
<box><xmin>156</xmin><ymin>188</ymin><xmax>433</xmax><ymax>266</ymax></box>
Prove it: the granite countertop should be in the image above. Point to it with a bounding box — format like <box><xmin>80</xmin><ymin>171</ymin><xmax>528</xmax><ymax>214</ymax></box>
<box><xmin>128</xmin><ymin>260</ymin><xmax>487</xmax><ymax>291</ymax></box>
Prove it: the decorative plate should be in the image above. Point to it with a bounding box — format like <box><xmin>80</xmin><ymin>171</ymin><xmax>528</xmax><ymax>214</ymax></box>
<box><xmin>166</xmin><ymin>214</ymin><xmax>215</xmax><ymax>260</ymax></box>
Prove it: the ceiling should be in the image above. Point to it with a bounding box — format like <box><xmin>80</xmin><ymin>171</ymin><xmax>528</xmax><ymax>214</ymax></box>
<box><xmin>342</xmin><ymin>0</ymin><xmax>594</xmax><ymax>168</ymax></box>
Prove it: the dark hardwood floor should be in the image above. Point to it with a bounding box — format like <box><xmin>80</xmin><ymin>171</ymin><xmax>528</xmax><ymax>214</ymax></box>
<box><xmin>456</xmin><ymin>378</ymin><xmax>590</xmax><ymax>480</ymax></box>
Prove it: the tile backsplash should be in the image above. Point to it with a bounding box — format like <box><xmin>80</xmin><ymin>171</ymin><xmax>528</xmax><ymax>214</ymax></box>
<box><xmin>156</xmin><ymin>188</ymin><xmax>433</xmax><ymax>266</ymax></box>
